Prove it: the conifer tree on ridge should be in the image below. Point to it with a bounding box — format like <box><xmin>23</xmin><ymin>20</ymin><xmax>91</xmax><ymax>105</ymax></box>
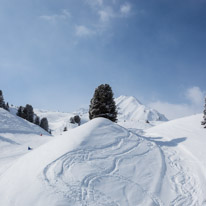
<box><xmin>0</xmin><ymin>90</ymin><xmax>9</xmax><ymax>111</ymax></box>
<box><xmin>202</xmin><ymin>97</ymin><xmax>206</xmax><ymax>128</ymax></box>
<box><xmin>89</xmin><ymin>84</ymin><xmax>117</xmax><ymax>122</ymax></box>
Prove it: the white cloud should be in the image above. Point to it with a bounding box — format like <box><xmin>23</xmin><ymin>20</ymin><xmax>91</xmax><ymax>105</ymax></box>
<box><xmin>149</xmin><ymin>87</ymin><xmax>205</xmax><ymax>120</ymax></box>
<box><xmin>40</xmin><ymin>9</ymin><xmax>71</xmax><ymax>23</ymax></box>
<box><xmin>120</xmin><ymin>3</ymin><xmax>131</xmax><ymax>15</ymax></box>
<box><xmin>75</xmin><ymin>25</ymin><xmax>94</xmax><ymax>37</ymax></box>
<box><xmin>98</xmin><ymin>8</ymin><xmax>113</xmax><ymax>22</ymax></box>
<box><xmin>185</xmin><ymin>86</ymin><xmax>204</xmax><ymax>106</ymax></box>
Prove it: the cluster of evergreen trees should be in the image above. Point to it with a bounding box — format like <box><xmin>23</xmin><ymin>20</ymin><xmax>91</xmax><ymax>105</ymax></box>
<box><xmin>17</xmin><ymin>105</ymin><xmax>49</xmax><ymax>132</ymax></box>
<box><xmin>0</xmin><ymin>89</ymin><xmax>50</xmax><ymax>133</ymax></box>
<box><xmin>0</xmin><ymin>90</ymin><xmax>9</xmax><ymax>111</ymax></box>
<box><xmin>201</xmin><ymin>97</ymin><xmax>206</xmax><ymax>128</ymax></box>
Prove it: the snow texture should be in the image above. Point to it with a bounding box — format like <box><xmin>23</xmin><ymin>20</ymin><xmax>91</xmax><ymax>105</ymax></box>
<box><xmin>0</xmin><ymin>104</ymin><xmax>205</xmax><ymax>206</ymax></box>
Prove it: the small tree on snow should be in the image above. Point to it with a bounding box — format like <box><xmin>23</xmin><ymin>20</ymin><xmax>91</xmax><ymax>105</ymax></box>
<box><xmin>24</xmin><ymin>104</ymin><xmax>34</xmax><ymax>123</ymax></box>
<box><xmin>70</xmin><ymin>117</ymin><xmax>75</xmax><ymax>124</ymax></box>
<box><xmin>17</xmin><ymin>106</ymin><xmax>23</xmax><ymax>117</ymax></box>
<box><xmin>202</xmin><ymin>97</ymin><xmax>206</xmax><ymax>128</ymax></box>
<box><xmin>0</xmin><ymin>90</ymin><xmax>9</xmax><ymax>111</ymax></box>
<box><xmin>74</xmin><ymin>115</ymin><xmax>81</xmax><ymax>126</ymax></box>
<box><xmin>89</xmin><ymin>84</ymin><xmax>117</xmax><ymax>122</ymax></box>
<box><xmin>40</xmin><ymin>117</ymin><xmax>49</xmax><ymax>132</ymax></box>
<box><xmin>35</xmin><ymin>116</ymin><xmax>40</xmax><ymax>125</ymax></box>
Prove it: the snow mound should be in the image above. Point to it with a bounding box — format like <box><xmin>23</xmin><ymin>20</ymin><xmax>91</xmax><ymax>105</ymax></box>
<box><xmin>0</xmin><ymin>118</ymin><xmax>166</xmax><ymax>206</ymax></box>
<box><xmin>116</xmin><ymin>95</ymin><xmax>167</xmax><ymax>122</ymax></box>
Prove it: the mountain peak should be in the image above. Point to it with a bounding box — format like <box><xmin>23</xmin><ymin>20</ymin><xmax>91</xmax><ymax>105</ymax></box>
<box><xmin>115</xmin><ymin>95</ymin><xmax>167</xmax><ymax>122</ymax></box>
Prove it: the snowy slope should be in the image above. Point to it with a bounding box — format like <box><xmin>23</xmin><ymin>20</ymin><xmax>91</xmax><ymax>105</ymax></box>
<box><xmin>0</xmin><ymin>118</ymin><xmax>172</xmax><ymax>206</ymax></box>
<box><xmin>0</xmin><ymin>109</ymin><xmax>205</xmax><ymax>205</ymax></box>
<box><xmin>0</xmin><ymin>108</ymin><xmax>51</xmax><ymax>175</ymax></box>
<box><xmin>145</xmin><ymin>114</ymin><xmax>206</xmax><ymax>205</ymax></box>
<box><xmin>146</xmin><ymin>114</ymin><xmax>206</xmax><ymax>174</ymax></box>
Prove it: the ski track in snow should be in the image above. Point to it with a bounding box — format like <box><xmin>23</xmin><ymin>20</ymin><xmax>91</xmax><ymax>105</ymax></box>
<box><xmin>41</xmin><ymin>128</ymin><xmax>204</xmax><ymax>206</ymax></box>
<box><xmin>42</xmin><ymin>132</ymin><xmax>165</xmax><ymax>206</ymax></box>
<box><xmin>164</xmin><ymin>147</ymin><xmax>201</xmax><ymax>206</ymax></box>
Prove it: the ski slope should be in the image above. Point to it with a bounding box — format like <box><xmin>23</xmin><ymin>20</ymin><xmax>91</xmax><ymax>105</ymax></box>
<box><xmin>0</xmin><ymin>112</ymin><xmax>205</xmax><ymax>205</ymax></box>
<box><xmin>145</xmin><ymin>114</ymin><xmax>206</xmax><ymax>205</ymax></box>
<box><xmin>0</xmin><ymin>118</ymin><xmax>168</xmax><ymax>205</ymax></box>
<box><xmin>0</xmin><ymin>106</ymin><xmax>206</xmax><ymax>205</ymax></box>
<box><xmin>0</xmin><ymin>108</ymin><xmax>51</xmax><ymax>176</ymax></box>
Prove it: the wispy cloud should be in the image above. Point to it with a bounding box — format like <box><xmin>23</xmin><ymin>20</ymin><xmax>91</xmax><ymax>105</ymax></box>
<box><xmin>149</xmin><ymin>86</ymin><xmax>205</xmax><ymax>120</ymax></box>
<box><xmin>75</xmin><ymin>25</ymin><xmax>94</xmax><ymax>37</ymax></box>
<box><xmin>185</xmin><ymin>86</ymin><xmax>204</xmax><ymax>106</ymax></box>
<box><xmin>40</xmin><ymin>9</ymin><xmax>71</xmax><ymax>23</ymax></box>
<box><xmin>86</xmin><ymin>0</ymin><xmax>132</xmax><ymax>26</ymax></box>
<box><xmin>120</xmin><ymin>3</ymin><xmax>131</xmax><ymax>15</ymax></box>
<box><xmin>98</xmin><ymin>8</ymin><xmax>114</xmax><ymax>22</ymax></box>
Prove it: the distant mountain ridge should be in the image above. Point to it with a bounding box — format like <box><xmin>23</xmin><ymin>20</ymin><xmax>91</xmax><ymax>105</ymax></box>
<box><xmin>35</xmin><ymin>95</ymin><xmax>168</xmax><ymax>134</ymax></box>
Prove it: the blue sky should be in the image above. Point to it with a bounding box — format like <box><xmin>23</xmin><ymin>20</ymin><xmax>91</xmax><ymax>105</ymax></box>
<box><xmin>0</xmin><ymin>0</ymin><xmax>206</xmax><ymax>119</ymax></box>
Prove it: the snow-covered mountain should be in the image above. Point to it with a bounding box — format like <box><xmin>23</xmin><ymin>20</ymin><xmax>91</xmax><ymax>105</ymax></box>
<box><xmin>0</xmin><ymin>112</ymin><xmax>205</xmax><ymax>205</ymax></box>
<box><xmin>115</xmin><ymin>95</ymin><xmax>167</xmax><ymax>122</ymax></box>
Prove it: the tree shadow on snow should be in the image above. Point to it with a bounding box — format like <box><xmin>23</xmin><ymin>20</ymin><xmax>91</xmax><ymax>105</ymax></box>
<box><xmin>148</xmin><ymin>137</ymin><xmax>187</xmax><ymax>147</ymax></box>
<box><xmin>0</xmin><ymin>135</ymin><xmax>20</xmax><ymax>145</ymax></box>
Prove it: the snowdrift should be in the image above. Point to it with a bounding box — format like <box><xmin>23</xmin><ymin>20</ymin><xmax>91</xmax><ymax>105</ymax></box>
<box><xmin>0</xmin><ymin>118</ymin><xmax>166</xmax><ymax>206</ymax></box>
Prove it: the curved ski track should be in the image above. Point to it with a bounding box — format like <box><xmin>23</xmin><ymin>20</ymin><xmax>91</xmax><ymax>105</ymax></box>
<box><xmin>42</xmin><ymin>132</ymin><xmax>165</xmax><ymax>205</ymax></box>
<box><xmin>42</xmin><ymin>131</ymin><xmax>203</xmax><ymax>206</ymax></box>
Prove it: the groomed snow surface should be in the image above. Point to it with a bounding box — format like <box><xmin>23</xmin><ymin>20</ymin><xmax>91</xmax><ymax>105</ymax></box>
<box><xmin>0</xmin><ymin>107</ymin><xmax>206</xmax><ymax>205</ymax></box>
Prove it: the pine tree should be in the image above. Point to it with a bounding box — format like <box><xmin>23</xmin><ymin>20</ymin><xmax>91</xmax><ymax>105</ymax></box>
<box><xmin>20</xmin><ymin>104</ymin><xmax>34</xmax><ymax>122</ymax></box>
<box><xmin>70</xmin><ymin>117</ymin><xmax>75</xmax><ymax>124</ymax></box>
<box><xmin>202</xmin><ymin>97</ymin><xmax>206</xmax><ymax>128</ymax></box>
<box><xmin>0</xmin><ymin>90</ymin><xmax>7</xmax><ymax>110</ymax></box>
<box><xmin>34</xmin><ymin>116</ymin><xmax>40</xmax><ymax>125</ymax></box>
<box><xmin>63</xmin><ymin>126</ymin><xmax>67</xmax><ymax>132</ymax></box>
<box><xmin>17</xmin><ymin>106</ymin><xmax>23</xmax><ymax>117</ymax></box>
<box><xmin>5</xmin><ymin>102</ymin><xmax>9</xmax><ymax>111</ymax></box>
<box><xmin>40</xmin><ymin>117</ymin><xmax>49</xmax><ymax>132</ymax></box>
<box><xmin>89</xmin><ymin>84</ymin><xmax>117</xmax><ymax>122</ymax></box>
<box><xmin>74</xmin><ymin>115</ymin><xmax>81</xmax><ymax>126</ymax></box>
<box><xmin>25</xmin><ymin>104</ymin><xmax>34</xmax><ymax>123</ymax></box>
